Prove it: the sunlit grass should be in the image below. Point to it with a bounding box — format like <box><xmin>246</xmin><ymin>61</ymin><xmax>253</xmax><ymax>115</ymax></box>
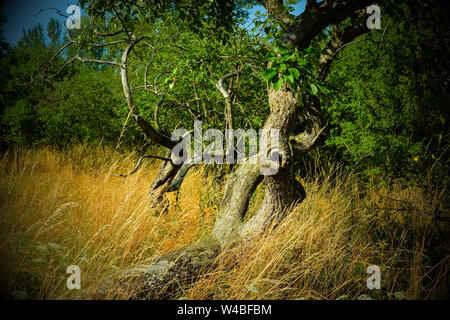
<box><xmin>0</xmin><ymin>146</ymin><xmax>448</xmax><ymax>299</ymax></box>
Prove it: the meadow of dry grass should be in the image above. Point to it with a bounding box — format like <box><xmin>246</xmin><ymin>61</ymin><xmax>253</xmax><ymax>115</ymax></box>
<box><xmin>0</xmin><ymin>145</ymin><xmax>448</xmax><ymax>300</ymax></box>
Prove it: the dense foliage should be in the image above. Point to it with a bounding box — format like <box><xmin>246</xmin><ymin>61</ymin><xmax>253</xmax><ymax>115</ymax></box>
<box><xmin>321</xmin><ymin>0</ymin><xmax>450</xmax><ymax>183</ymax></box>
<box><xmin>0</xmin><ymin>0</ymin><xmax>448</xmax><ymax>183</ymax></box>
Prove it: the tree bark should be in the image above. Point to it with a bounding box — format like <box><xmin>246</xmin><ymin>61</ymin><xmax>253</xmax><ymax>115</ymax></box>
<box><xmin>87</xmin><ymin>85</ymin><xmax>307</xmax><ymax>299</ymax></box>
<box><xmin>147</xmin><ymin>150</ymin><xmax>179</xmax><ymax>212</ymax></box>
<box><xmin>242</xmin><ymin>86</ymin><xmax>306</xmax><ymax>237</ymax></box>
<box><xmin>86</xmin><ymin>0</ymin><xmax>382</xmax><ymax>300</ymax></box>
<box><xmin>89</xmin><ymin>237</ymin><xmax>220</xmax><ymax>299</ymax></box>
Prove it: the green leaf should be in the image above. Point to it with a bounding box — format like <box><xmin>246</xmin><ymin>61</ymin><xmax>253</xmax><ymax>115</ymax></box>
<box><xmin>288</xmin><ymin>68</ymin><xmax>300</xmax><ymax>79</ymax></box>
<box><xmin>263</xmin><ymin>69</ymin><xmax>278</xmax><ymax>80</ymax></box>
<box><xmin>297</xmin><ymin>58</ymin><xmax>308</xmax><ymax>66</ymax></box>
<box><xmin>283</xmin><ymin>73</ymin><xmax>294</xmax><ymax>84</ymax></box>
<box><xmin>272</xmin><ymin>77</ymin><xmax>283</xmax><ymax>91</ymax></box>
<box><xmin>264</xmin><ymin>56</ymin><xmax>278</xmax><ymax>62</ymax></box>
<box><xmin>310</xmin><ymin>83</ymin><xmax>319</xmax><ymax>95</ymax></box>
<box><xmin>35</xmin><ymin>245</ymin><xmax>48</xmax><ymax>253</ymax></box>
<box><xmin>303</xmin><ymin>46</ymin><xmax>313</xmax><ymax>54</ymax></box>
<box><xmin>48</xmin><ymin>243</ymin><xmax>62</xmax><ymax>250</ymax></box>
<box><xmin>317</xmin><ymin>84</ymin><xmax>329</xmax><ymax>94</ymax></box>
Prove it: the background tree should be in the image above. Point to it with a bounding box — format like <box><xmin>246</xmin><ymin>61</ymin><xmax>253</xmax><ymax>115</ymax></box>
<box><xmin>320</xmin><ymin>0</ymin><xmax>450</xmax><ymax>186</ymax></box>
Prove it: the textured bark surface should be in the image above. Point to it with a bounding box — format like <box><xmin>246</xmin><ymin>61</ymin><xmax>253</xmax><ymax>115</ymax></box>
<box><xmin>282</xmin><ymin>0</ymin><xmax>375</xmax><ymax>50</ymax></box>
<box><xmin>147</xmin><ymin>150</ymin><xmax>179</xmax><ymax>212</ymax></box>
<box><xmin>212</xmin><ymin>158</ymin><xmax>263</xmax><ymax>246</ymax></box>
<box><xmin>88</xmin><ymin>85</ymin><xmax>307</xmax><ymax>299</ymax></box>
<box><xmin>87</xmin><ymin>0</ymin><xmax>380</xmax><ymax>300</ymax></box>
<box><xmin>87</xmin><ymin>237</ymin><xmax>220</xmax><ymax>299</ymax></box>
<box><xmin>243</xmin><ymin>87</ymin><xmax>306</xmax><ymax>237</ymax></box>
<box><xmin>242</xmin><ymin>166</ymin><xmax>305</xmax><ymax>238</ymax></box>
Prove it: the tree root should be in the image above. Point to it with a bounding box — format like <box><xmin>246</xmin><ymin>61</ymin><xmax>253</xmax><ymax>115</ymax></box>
<box><xmin>83</xmin><ymin>237</ymin><xmax>220</xmax><ymax>300</ymax></box>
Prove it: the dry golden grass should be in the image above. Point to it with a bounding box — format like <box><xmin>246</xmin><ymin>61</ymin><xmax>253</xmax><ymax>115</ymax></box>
<box><xmin>0</xmin><ymin>145</ymin><xmax>448</xmax><ymax>299</ymax></box>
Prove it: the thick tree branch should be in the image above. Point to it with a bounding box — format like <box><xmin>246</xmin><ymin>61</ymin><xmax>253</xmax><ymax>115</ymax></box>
<box><xmin>148</xmin><ymin>150</ymin><xmax>179</xmax><ymax>193</ymax></box>
<box><xmin>120</xmin><ymin>41</ymin><xmax>176</xmax><ymax>149</ymax></box>
<box><xmin>290</xmin><ymin>13</ymin><xmax>374</xmax><ymax>155</ymax></box>
<box><xmin>283</xmin><ymin>0</ymin><xmax>377</xmax><ymax>50</ymax></box>
<box><xmin>259</xmin><ymin>0</ymin><xmax>295</xmax><ymax>30</ymax></box>
<box><xmin>306</xmin><ymin>0</ymin><xmax>317</xmax><ymax>11</ymax></box>
<box><xmin>318</xmin><ymin>22</ymin><xmax>369</xmax><ymax>80</ymax></box>
<box><xmin>167</xmin><ymin>154</ymin><xmax>203</xmax><ymax>192</ymax></box>
<box><xmin>290</xmin><ymin>122</ymin><xmax>328</xmax><ymax>154</ymax></box>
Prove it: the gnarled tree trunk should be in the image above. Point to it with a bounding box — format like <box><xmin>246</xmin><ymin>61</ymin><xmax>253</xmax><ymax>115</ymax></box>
<box><xmin>86</xmin><ymin>0</ymin><xmax>378</xmax><ymax>300</ymax></box>
<box><xmin>90</xmin><ymin>85</ymin><xmax>307</xmax><ymax>299</ymax></box>
<box><xmin>147</xmin><ymin>150</ymin><xmax>179</xmax><ymax>213</ymax></box>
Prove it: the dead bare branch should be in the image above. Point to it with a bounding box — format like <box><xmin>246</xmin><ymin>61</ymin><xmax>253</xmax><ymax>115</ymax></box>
<box><xmin>114</xmin><ymin>154</ymin><xmax>173</xmax><ymax>178</ymax></box>
<box><xmin>75</xmin><ymin>55</ymin><xmax>122</xmax><ymax>66</ymax></box>
<box><xmin>42</xmin><ymin>40</ymin><xmax>74</xmax><ymax>79</ymax></box>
